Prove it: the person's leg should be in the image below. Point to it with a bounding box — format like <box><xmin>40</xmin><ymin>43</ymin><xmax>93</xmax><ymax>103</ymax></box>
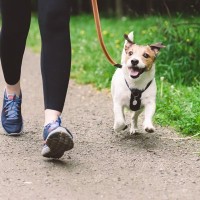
<box><xmin>0</xmin><ymin>0</ymin><xmax>31</xmax><ymax>96</ymax></box>
<box><xmin>38</xmin><ymin>0</ymin><xmax>71</xmax><ymax>126</ymax></box>
<box><xmin>0</xmin><ymin>0</ymin><xmax>31</xmax><ymax>135</ymax></box>
<box><xmin>38</xmin><ymin>0</ymin><xmax>73</xmax><ymax>158</ymax></box>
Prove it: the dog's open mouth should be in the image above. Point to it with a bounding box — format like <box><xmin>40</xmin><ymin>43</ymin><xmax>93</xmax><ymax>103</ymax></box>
<box><xmin>128</xmin><ymin>66</ymin><xmax>145</xmax><ymax>78</ymax></box>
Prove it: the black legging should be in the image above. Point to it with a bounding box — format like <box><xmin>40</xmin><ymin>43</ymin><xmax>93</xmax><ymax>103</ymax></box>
<box><xmin>0</xmin><ymin>0</ymin><xmax>71</xmax><ymax>112</ymax></box>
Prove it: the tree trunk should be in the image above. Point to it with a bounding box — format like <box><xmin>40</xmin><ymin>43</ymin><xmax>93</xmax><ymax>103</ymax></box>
<box><xmin>146</xmin><ymin>0</ymin><xmax>154</xmax><ymax>14</ymax></box>
<box><xmin>116</xmin><ymin>0</ymin><xmax>123</xmax><ymax>18</ymax></box>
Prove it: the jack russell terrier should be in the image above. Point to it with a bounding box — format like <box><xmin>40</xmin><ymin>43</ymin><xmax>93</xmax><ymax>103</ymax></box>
<box><xmin>111</xmin><ymin>32</ymin><xmax>165</xmax><ymax>134</ymax></box>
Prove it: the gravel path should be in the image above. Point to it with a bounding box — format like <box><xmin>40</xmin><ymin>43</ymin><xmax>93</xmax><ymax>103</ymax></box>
<box><xmin>0</xmin><ymin>49</ymin><xmax>200</xmax><ymax>200</ymax></box>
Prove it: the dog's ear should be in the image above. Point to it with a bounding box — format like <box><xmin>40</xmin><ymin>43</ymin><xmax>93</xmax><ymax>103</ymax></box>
<box><xmin>121</xmin><ymin>32</ymin><xmax>134</xmax><ymax>64</ymax></box>
<box><xmin>127</xmin><ymin>31</ymin><xmax>134</xmax><ymax>42</ymax></box>
<box><xmin>150</xmin><ymin>43</ymin><xmax>165</xmax><ymax>55</ymax></box>
<box><xmin>124</xmin><ymin>34</ymin><xmax>134</xmax><ymax>45</ymax></box>
<box><xmin>124</xmin><ymin>32</ymin><xmax>134</xmax><ymax>53</ymax></box>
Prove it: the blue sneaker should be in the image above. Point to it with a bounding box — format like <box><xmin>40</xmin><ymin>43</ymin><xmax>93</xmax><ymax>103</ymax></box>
<box><xmin>1</xmin><ymin>91</ymin><xmax>23</xmax><ymax>135</ymax></box>
<box><xmin>41</xmin><ymin>117</ymin><xmax>74</xmax><ymax>158</ymax></box>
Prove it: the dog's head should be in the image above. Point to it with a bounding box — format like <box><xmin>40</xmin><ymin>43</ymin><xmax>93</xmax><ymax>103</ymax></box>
<box><xmin>122</xmin><ymin>32</ymin><xmax>165</xmax><ymax>79</ymax></box>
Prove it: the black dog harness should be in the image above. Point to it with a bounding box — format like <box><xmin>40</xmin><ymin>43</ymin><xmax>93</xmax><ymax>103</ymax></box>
<box><xmin>125</xmin><ymin>79</ymin><xmax>153</xmax><ymax>111</ymax></box>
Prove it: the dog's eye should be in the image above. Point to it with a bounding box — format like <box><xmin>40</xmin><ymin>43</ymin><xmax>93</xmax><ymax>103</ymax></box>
<box><xmin>128</xmin><ymin>51</ymin><xmax>133</xmax><ymax>56</ymax></box>
<box><xmin>143</xmin><ymin>53</ymin><xmax>150</xmax><ymax>58</ymax></box>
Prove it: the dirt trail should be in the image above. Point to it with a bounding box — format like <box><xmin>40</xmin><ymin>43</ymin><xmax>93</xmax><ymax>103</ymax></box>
<box><xmin>0</xmin><ymin>50</ymin><xmax>200</xmax><ymax>200</ymax></box>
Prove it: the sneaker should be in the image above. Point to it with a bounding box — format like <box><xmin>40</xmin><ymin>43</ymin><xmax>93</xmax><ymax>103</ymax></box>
<box><xmin>41</xmin><ymin>117</ymin><xmax>74</xmax><ymax>159</ymax></box>
<box><xmin>1</xmin><ymin>91</ymin><xmax>23</xmax><ymax>136</ymax></box>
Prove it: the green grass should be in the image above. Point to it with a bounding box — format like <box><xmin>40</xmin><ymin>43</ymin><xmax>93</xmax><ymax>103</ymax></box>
<box><xmin>156</xmin><ymin>79</ymin><xmax>200</xmax><ymax>135</ymax></box>
<box><xmin>26</xmin><ymin>14</ymin><xmax>200</xmax><ymax>136</ymax></box>
<box><xmin>26</xmin><ymin>15</ymin><xmax>41</xmax><ymax>52</ymax></box>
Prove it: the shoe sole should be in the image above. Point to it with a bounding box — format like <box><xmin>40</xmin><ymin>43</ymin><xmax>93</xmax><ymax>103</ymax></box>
<box><xmin>41</xmin><ymin>127</ymin><xmax>74</xmax><ymax>159</ymax></box>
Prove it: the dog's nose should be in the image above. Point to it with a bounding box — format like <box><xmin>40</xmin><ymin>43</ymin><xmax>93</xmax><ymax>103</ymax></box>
<box><xmin>131</xmin><ymin>59</ymin><xmax>139</xmax><ymax>66</ymax></box>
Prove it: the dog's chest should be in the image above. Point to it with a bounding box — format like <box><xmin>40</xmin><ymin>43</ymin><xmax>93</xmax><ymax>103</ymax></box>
<box><xmin>123</xmin><ymin>90</ymin><xmax>144</xmax><ymax>111</ymax></box>
<box><xmin>119</xmin><ymin>88</ymin><xmax>143</xmax><ymax>111</ymax></box>
<box><xmin>129</xmin><ymin>90</ymin><xmax>142</xmax><ymax>111</ymax></box>
<box><xmin>124</xmin><ymin>80</ymin><xmax>152</xmax><ymax>111</ymax></box>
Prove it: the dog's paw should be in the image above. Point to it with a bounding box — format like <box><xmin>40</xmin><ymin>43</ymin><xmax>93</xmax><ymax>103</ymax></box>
<box><xmin>114</xmin><ymin>123</ymin><xmax>127</xmax><ymax>133</ymax></box>
<box><xmin>144</xmin><ymin>125</ymin><xmax>155</xmax><ymax>133</ymax></box>
<box><xmin>129</xmin><ymin>127</ymin><xmax>138</xmax><ymax>135</ymax></box>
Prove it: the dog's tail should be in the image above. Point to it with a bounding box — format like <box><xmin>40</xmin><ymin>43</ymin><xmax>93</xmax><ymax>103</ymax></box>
<box><xmin>121</xmin><ymin>31</ymin><xmax>134</xmax><ymax>65</ymax></box>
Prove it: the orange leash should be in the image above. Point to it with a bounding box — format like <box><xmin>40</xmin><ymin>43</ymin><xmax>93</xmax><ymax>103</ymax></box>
<box><xmin>91</xmin><ymin>0</ymin><xmax>122</xmax><ymax>68</ymax></box>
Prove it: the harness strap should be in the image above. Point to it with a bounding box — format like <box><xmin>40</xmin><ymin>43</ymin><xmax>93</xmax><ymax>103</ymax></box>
<box><xmin>91</xmin><ymin>0</ymin><xmax>122</xmax><ymax>68</ymax></box>
<box><xmin>125</xmin><ymin>79</ymin><xmax>153</xmax><ymax>111</ymax></box>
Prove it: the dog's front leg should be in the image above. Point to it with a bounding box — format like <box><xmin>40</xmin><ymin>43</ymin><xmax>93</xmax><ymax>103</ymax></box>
<box><xmin>130</xmin><ymin>110</ymin><xmax>142</xmax><ymax>134</ymax></box>
<box><xmin>113</xmin><ymin>103</ymin><xmax>127</xmax><ymax>133</ymax></box>
<box><xmin>143</xmin><ymin>102</ymin><xmax>156</xmax><ymax>133</ymax></box>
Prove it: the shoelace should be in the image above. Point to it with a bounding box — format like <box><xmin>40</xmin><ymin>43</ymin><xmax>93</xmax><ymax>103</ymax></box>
<box><xmin>45</xmin><ymin>117</ymin><xmax>61</xmax><ymax>133</ymax></box>
<box><xmin>4</xmin><ymin>97</ymin><xmax>21</xmax><ymax>120</ymax></box>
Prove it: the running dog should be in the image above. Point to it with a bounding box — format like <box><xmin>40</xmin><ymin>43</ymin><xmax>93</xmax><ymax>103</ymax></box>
<box><xmin>111</xmin><ymin>32</ymin><xmax>165</xmax><ymax>134</ymax></box>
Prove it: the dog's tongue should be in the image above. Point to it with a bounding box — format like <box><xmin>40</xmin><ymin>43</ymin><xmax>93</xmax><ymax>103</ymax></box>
<box><xmin>130</xmin><ymin>67</ymin><xmax>140</xmax><ymax>76</ymax></box>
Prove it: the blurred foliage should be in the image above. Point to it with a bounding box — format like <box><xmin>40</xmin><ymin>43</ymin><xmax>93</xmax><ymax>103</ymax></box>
<box><xmin>27</xmin><ymin>15</ymin><xmax>200</xmax><ymax>86</ymax></box>
<box><xmin>30</xmin><ymin>0</ymin><xmax>200</xmax><ymax>16</ymax></box>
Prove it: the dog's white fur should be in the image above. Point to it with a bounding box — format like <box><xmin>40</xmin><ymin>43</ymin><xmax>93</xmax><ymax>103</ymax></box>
<box><xmin>111</xmin><ymin>32</ymin><xmax>162</xmax><ymax>134</ymax></box>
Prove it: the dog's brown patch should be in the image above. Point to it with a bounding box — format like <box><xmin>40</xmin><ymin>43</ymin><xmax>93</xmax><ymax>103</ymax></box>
<box><xmin>142</xmin><ymin>46</ymin><xmax>156</xmax><ymax>71</ymax></box>
<box><xmin>125</xmin><ymin>44</ymin><xmax>156</xmax><ymax>71</ymax></box>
